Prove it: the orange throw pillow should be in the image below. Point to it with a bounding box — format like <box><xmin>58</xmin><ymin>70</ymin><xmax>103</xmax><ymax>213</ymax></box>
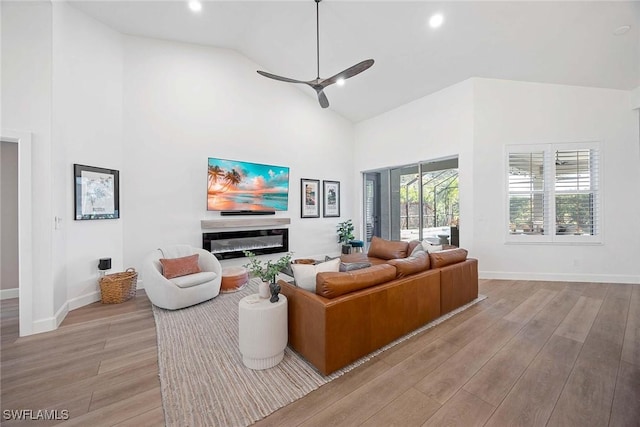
<box><xmin>160</xmin><ymin>254</ymin><xmax>201</xmax><ymax>279</ymax></box>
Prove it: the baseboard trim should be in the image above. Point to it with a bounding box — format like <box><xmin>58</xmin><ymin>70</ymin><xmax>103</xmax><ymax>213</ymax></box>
<box><xmin>26</xmin><ymin>284</ymin><xmax>143</xmax><ymax>336</ymax></box>
<box><xmin>0</xmin><ymin>288</ymin><xmax>19</xmax><ymax>300</ymax></box>
<box><xmin>66</xmin><ymin>282</ymin><xmax>143</xmax><ymax>312</ymax></box>
<box><xmin>480</xmin><ymin>270</ymin><xmax>640</xmax><ymax>284</ymax></box>
<box><xmin>55</xmin><ymin>302</ymin><xmax>69</xmax><ymax>328</ymax></box>
<box><xmin>68</xmin><ymin>291</ymin><xmax>101</xmax><ymax>311</ymax></box>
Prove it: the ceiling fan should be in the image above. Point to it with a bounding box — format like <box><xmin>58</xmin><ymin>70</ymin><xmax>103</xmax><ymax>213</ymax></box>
<box><xmin>257</xmin><ymin>0</ymin><xmax>374</xmax><ymax>108</ymax></box>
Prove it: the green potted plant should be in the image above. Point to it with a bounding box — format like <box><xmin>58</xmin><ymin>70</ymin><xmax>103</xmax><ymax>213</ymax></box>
<box><xmin>336</xmin><ymin>219</ymin><xmax>355</xmax><ymax>254</ymax></box>
<box><xmin>243</xmin><ymin>251</ymin><xmax>292</xmax><ymax>302</ymax></box>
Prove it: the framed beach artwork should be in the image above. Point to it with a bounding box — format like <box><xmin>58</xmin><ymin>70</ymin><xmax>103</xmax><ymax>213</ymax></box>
<box><xmin>322</xmin><ymin>180</ymin><xmax>340</xmax><ymax>217</ymax></box>
<box><xmin>300</xmin><ymin>178</ymin><xmax>320</xmax><ymax>218</ymax></box>
<box><xmin>74</xmin><ymin>164</ymin><xmax>120</xmax><ymax>220</ymax></box>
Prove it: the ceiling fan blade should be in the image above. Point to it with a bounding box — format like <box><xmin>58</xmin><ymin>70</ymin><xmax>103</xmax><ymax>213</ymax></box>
<box><xmin>318</xmin><ymin>90</ymin><xmax>329</xmax><ymax>108</ymax></box>
<box><xmin>321</xmin><ymin>59</ymin><xmax>375</xmax><ymax>87</ymax></box>
<box><xmin>257</xmin><ymin>70</ymin><xmax>309</xmax><ymax>85</ymax></box>
<box><xmin>257</xmin><ymin>0</ymin><xmax>375</xmax><ymax>109</ymax></box>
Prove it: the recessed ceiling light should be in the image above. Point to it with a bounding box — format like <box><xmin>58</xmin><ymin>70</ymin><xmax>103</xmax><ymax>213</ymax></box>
<box><xmin>429</xmin><ymin>13</ymin><xmax>444</xmax><ymax>29</ymax></box>
<box><xmin>613</xmin><ymin>25</ymin><xmax>631</xmax><ymax>36</ymax></box>
<box><xmin>188</xmin><ymin>0</ymin><xmax>202</xmax><ymax>13</ymax></box>
<box><xmin>336</xmin><ymin>78</ymin><xmax>345</xmax><ymax>87</ymax></box>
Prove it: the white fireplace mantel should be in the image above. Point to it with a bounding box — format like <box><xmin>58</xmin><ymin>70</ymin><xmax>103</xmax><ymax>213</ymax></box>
<box><xmin>200</xmin><ymin>218</ymin><xmax>291</xmax><ymax>229</ymax></box>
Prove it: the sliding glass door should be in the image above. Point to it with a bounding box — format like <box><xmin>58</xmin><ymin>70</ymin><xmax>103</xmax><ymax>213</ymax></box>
<box><xmin>363</xmin><ymin>157</ymin><xmax>459</xmax><ymax>246</ymax></box>
<box><xmin>363</xmin><ymin>172</ymin><xmax>381</xmax><ymax>243</ymax></box>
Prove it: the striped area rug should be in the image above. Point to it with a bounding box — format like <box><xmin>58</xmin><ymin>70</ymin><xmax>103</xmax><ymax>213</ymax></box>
<box><xmin>153</xmin><ymin>279</ymin><xmax>485</xmax><ymax>426</ymax></box>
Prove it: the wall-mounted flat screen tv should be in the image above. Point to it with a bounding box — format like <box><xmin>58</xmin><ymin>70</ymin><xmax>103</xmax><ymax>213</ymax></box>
<box><xmin>207</xmin><ymin>157</ymin><xmax>290</xmax><ymax>211</ymax></box>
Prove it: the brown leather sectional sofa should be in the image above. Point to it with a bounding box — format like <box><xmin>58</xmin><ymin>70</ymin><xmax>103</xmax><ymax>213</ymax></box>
<box><xmin>279</xmin><ymin>237</ymin><xmax>478</xmax><ymax>375</ymax></box>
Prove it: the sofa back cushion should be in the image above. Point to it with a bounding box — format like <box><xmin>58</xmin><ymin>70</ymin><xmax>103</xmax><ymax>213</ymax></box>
<box><xmin>316</xmin><ymin>264</ymin><xmax>397</xmax><ymax>299</ymax></box>
<box><xmin>367</xmin><ymin>236</ymin><xmax>409</xmax><ymax>260</ymax></box>
<box><xmin>387</xmin><ymin>251</ymin><xmax>430</xmax><ymax>278</ymax></box>
<box><xmin>430</xmin><ymin>248</ymin><xmax>468</xmax><ymax>268</ymax></box>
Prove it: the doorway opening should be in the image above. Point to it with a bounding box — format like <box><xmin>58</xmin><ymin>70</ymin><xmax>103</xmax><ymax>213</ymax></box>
<box><xmin>1</xmin><ymin>129</ymin><xmax>33</xmax><ymax>337</ymax></box>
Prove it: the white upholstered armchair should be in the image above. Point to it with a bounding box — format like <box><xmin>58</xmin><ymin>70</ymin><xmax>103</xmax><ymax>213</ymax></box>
<box><xmin>142</xmin><ymin>245</ymin><xmax>222</xmax><ymax>310</ymax></box>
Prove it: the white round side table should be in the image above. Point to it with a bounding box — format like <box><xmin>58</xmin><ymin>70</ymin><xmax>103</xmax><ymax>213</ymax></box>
<box><xmin>238</xmin><ymin>294</ymin><xmax>288</xmax><ymax>370</ymax></box>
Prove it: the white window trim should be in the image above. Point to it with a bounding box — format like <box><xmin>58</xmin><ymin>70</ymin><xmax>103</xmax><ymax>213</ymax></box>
<box><xmin>505</xmin><ymin>142</ymin><xmax>602</xmax><ymax>245</ymax></box>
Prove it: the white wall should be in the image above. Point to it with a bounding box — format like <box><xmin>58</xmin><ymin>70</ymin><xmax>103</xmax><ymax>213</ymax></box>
<box><xmin>353</xmin><ymin>80</ymin><xmax>475</xmax><ymax>249</ymax></box>
<box><xmin>473</xmin><ymin>78</ymin><xmax>640</xmax><ymax>283</ymax></box>
<box><xmin>355</xmin><ymin>77</ymin><xmax>640</xmax><ymax>283</ymax></box>
<box><xmin>51</xmin><ymin>1</ymin><xmax>124</xmax><ymax>310</ymax></box>
<box><xmin>2</xmin><ymin>2</ymin><xmax>354</xmax><ymax>332</ymax></box>
<box><xmin>1</xmin><ymin>1</ymin><xmax>55</xmax><ymax>329</ymax></box>
<box><xmin>122</xmin><ymin>36</ymin><xmax>355</xmax><ymax>276</ymax></box>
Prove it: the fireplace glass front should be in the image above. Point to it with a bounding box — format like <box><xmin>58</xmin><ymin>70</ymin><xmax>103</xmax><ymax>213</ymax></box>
<box><xmin>202</xmin><ymin>228</ymin><xmax>289</xmax><ymax>260</ymax></box>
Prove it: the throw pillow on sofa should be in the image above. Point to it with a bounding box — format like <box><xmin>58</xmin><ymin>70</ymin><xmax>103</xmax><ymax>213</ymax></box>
<box><xmin>410</xmin><ymin>243</ymin><xmax>424</xmax><ymax>256</ymax></box>
<box><xmin>421</xmin><ymin>240</ymin><xmax>443</xmax><ymax>253</ymax></box>
<box><xmin>291</xmin><ymin>258</ymin><xmax>341</xmax><ymax>292</ymax></box>
<box><xmin>340</xmin><ymin>261</ymin><xmax>372</xmax><ymax>272</ymax></box>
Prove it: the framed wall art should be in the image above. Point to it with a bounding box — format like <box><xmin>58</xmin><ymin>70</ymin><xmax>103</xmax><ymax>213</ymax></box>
<box><xmin>323</xmin><ymin>180</ymin><xmax>340</xmax><ymax>217</ymax></box>
<box><xmin>300</xmin><ymin>178</ymin><xmax>320</xmax><ymax>218</ymax></box>
<box><xmin>74</xmin><ymin>164</ymin><xmax>120</xmax><ymax>220</ymax></box>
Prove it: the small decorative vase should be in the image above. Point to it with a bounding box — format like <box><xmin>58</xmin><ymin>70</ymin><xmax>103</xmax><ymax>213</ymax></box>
<box><xmin>258</xmin><ymin>281</ymin><xmax>270</xmax><ymax>299</ymax></box>
<box><xmin>269</xmin><ymin>282</ymin><xmax>281</xmax><ymax>303</ymax></box>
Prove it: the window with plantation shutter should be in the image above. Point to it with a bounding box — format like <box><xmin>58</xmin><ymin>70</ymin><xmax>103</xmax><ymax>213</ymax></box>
<box><xmin>508</xmin><ymin>151</ymin><xmax>547</xmax><ymax>235</ymax></box>
<box><xmin>506</xmin><ymin>143</ymin><xmax>601</xmax><ymax>244</ymax></box>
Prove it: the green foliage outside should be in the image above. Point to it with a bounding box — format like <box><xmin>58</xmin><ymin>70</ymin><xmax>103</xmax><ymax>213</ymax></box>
<box><xmin>399</xmin><ymin>170</ymin><xmax>459</xmax><ymax>228</ymax></box>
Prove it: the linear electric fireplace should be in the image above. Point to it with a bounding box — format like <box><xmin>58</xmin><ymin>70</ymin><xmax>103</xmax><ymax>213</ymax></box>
<box><xmin>202</xmin><ymin>228</ymin><xmax>289</xmax><ymax>260</ymax></box>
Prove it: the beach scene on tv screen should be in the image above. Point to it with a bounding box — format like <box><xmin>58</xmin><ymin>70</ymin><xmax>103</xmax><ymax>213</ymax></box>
<box><xmin>207</xmin><ymin>158</ymin><xmax>289</xmax><ymax>211</ymax></box>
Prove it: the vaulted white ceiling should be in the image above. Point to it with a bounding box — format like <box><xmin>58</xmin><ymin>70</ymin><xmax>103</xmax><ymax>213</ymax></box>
<box><xmin>69</xmin><ymin>0</ymin><xmax>639</xmax><ymax>122</ymax></box>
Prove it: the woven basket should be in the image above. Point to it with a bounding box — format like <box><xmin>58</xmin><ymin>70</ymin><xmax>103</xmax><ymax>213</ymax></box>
<box><xmin>99</xmin><ymin>268</ymin><xmax>138</xmax><ymax>304</ymax></box>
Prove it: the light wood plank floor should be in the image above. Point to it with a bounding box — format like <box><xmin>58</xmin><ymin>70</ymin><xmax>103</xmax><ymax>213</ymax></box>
<box><xmin>1</xmin><ymin>281</ymin><xmax>638</xmax><ymax>426</ymax></box>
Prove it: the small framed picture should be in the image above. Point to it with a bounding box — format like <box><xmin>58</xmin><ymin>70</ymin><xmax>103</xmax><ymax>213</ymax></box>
<box><xmin>74</xmin><ymin>164</ymin><xmax>120</xmax><ymax>220</ymax></box>
<box><xmin>300</xmin><ymin>178</ymin><xmax>320</xmax><ymax>218</ymax></box>
<box><xmin>323</xmin><ymin>180</ymin><xmax>340</xmax><ymax>217</ymax></box>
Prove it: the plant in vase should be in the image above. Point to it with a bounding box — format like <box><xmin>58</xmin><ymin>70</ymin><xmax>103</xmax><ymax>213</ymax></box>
<box><xmin>336</xmin><ymin>219</ymin><xmax>355</xmax><ymax>254</ymax></box>
<box><xmin>243</xmin><ymin>251</ymin><xmax>292</xmax><ymax>302</ymax></box>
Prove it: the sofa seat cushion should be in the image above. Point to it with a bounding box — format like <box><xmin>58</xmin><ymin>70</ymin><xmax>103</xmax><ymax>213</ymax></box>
<box><xmin>316</xmin><ymin>264</ymin><xmax>397</xmax><ymax>299</ymax></box>
<box><xmin>430</xmin><ymin>248</ymin><xmax>468</xmax><ymax>268</ymax></box>
<box><xmin>387</xmin><ymin>251</ymin><xmax>430</xmax><ymax>278</ymax></box>
<box><xmin>367</xmin><ymin>236</ymin><xmax>410</xmax><ymax>260</ymax></box>
<box><xmin>170</xmin><ymin>271</ymin><xmax>218</xmax><ymax>289</ymax></box>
